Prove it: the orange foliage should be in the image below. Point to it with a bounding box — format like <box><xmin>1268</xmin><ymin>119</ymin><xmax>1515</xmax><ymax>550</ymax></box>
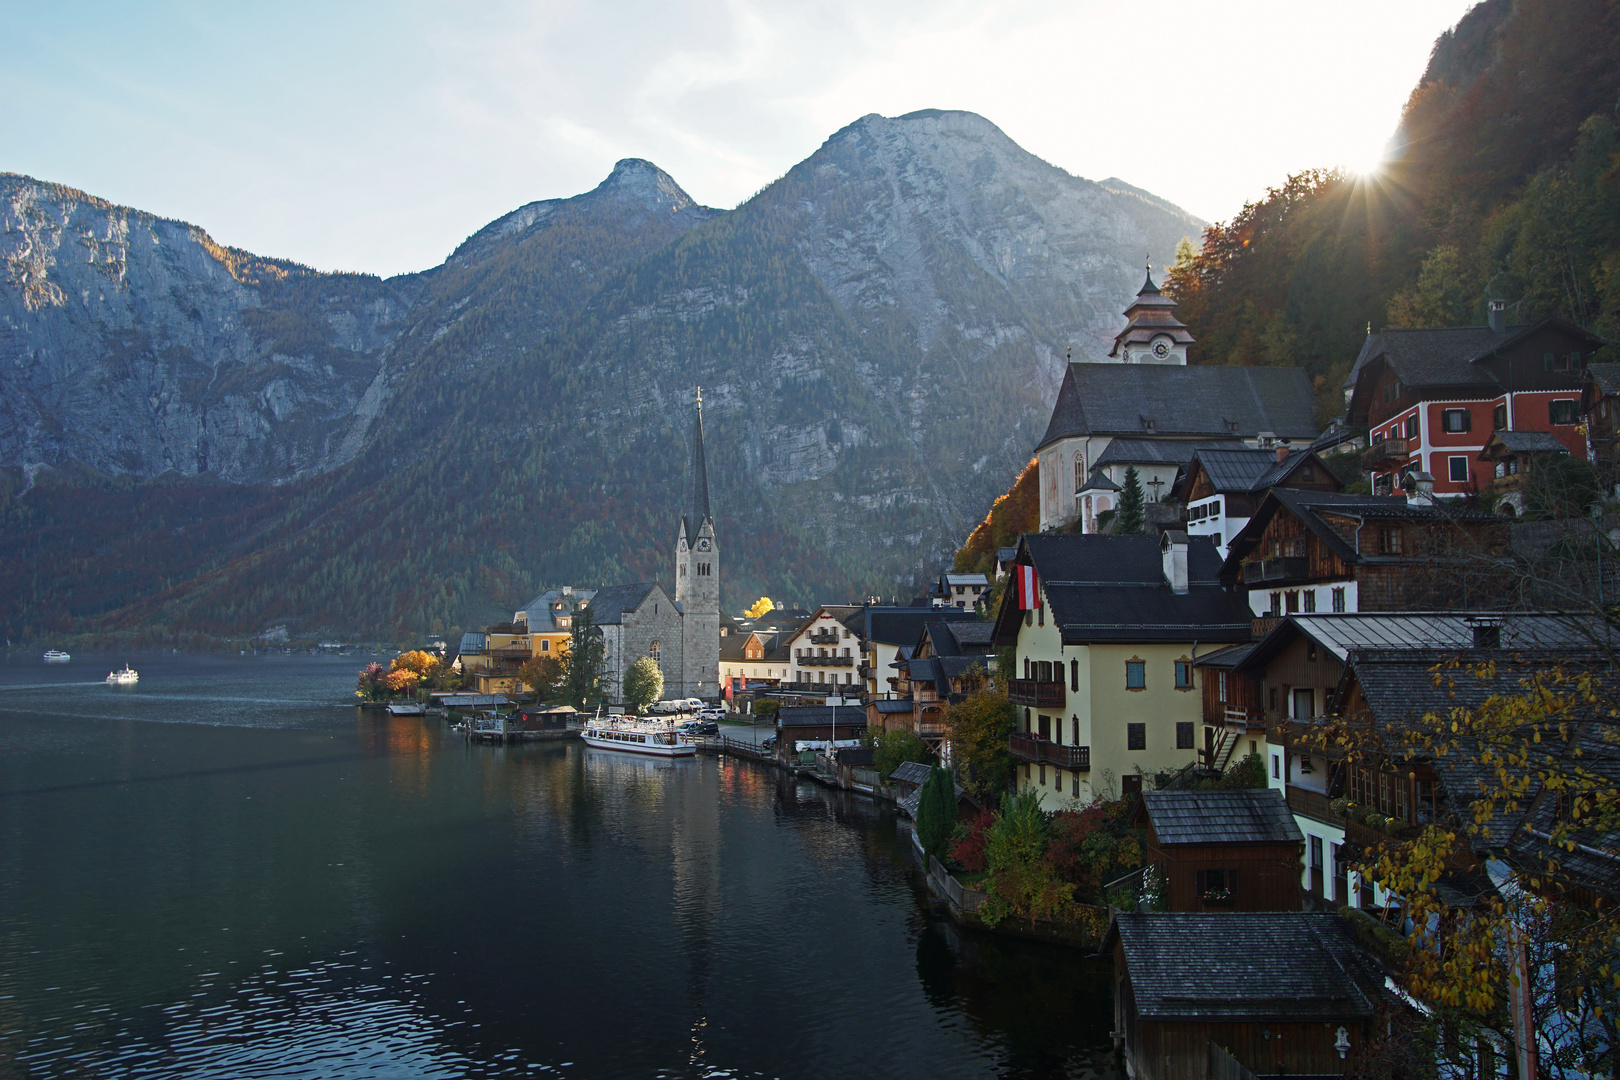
<box><xmin>390</xmin><ymin>650</ymin><xmax>439</xmax><ymax>677</ymax></box>
<box><xmin>383</xmin><ymin>668</ymin><xmax>421</xmax><ymax>692</ymax></box>
<box><xmin>953</xmin><ymin>458</ymin><xmax>1039</xmax><ymax>577</ymax></box>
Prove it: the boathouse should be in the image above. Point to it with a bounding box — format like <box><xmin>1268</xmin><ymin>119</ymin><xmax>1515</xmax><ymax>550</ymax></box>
<box><xmin>1135</xmin><ymin>789</ymin><xmax>1305</xmax><ymax>911</ymax></box>
<box><xmin>1107</xmin><ymin>912</ymin><xmax>1383</xmax><ymax>1080</ymax></box>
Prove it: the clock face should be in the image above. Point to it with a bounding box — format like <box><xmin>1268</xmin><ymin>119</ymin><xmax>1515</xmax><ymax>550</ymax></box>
<box><xmin>1152</xmin><ymin>340</ymin><xmax>1170</xmax><ymax>359</ymax></box>
<box><xmin>698</xmin><ymin>538</ymin><xmax>711</xmax><ymax>551</ymax></box>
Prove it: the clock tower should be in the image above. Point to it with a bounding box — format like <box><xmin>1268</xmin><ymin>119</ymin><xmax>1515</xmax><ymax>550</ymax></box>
<box><xmin>1107</xmin><ymin>266</ymin><xmax>1193</xmax><ymax>365</ymax></box>
<box><xmin>675</xmin><ymin>390</ymin><xmax>720</xmax><ymax>698</ymax></box>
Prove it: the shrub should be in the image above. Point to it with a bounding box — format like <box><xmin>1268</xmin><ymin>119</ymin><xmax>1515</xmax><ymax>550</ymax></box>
<box><xmin>979</xmin><ymin>790</ymin><xmax>1076</xmax><ymax>926</ymax></box>
<box><xmin>916</xmin><ymin>766</ymin><xmax>957</xmax><ymax>859</ymax></box>
<box><xmin>865</xmin><ymin>727</ymin><xmax>932</xmax><ymax>781</ymax></box>
<box><xmin>948</xmin><ymin>809</ymin><xmax>994</xmax><ymax>874</ymax></box>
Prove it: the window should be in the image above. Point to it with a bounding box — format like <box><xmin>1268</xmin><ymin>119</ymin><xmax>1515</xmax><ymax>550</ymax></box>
<box><xmin>1075</xmin><ymin>454</ymin><xmax>1085</xmax><ymax>494</ymax></box>
<box><xmin>1039</xmin><ymin>764</ymin><xmax>1046</xmax><ymax>786</ymax></box>
<box><xmin>1072</xmin><ymin>773</ymin><xmax>1080</xmax><ymax>797</ymax></box>
<box><xmin>1176</xmin><ymin>721</ymin><xmax>1194</xmax><ymax>749</ymax></box>
<box><xmin>1441</xmin><ymin>408</ymin><xmax>1471</xmax><ymax>433</ymax></box>
<box><xmin>541</xmin><ymin>640</ymin><xmax>551</xmax><ymax>652</ymax></box>
<box><xmin>1293</xmin><ymin>688</ymin><xmax>1314</xmax><ymax>719</ymax></box>
<box><xmin>1448</xmin><ymin>455</ymin><xmax>1470</xmax><ymax>483</ymax></box>
<box><xmin>1494</xmin><ymin>403</ymin><xmax>1508</xmax><ymax>430</ymax></box>
<box><xmin>1303</xmin><ymin>590</ymin><xmax>1317</xmax><ymax>613</ymax></box>
<box><xmin>1175</xmin><ymin>661</ymin><xmax>1193</xmax><ymax>690</ymax></box>
<box><xmin>1310</xmin><ymin>835</ymin><xmax>1324</xmax><ymax>870</ymax></box>
<box><xmin>1378</xmin><ymin>526</ymin><xmax>1403</xmax><ymax>555</ymax></box>
<box><xmin>1125</xmin><ymin>661</ymin><xmax>1145</xmax><ymax>690</ymax></box>
<box><xmin>1272</xmin><ymin>753</ymin><xmax>1281</xmax><ymax>779</ymax></box>
<box><xmin>1285</xmin><ymin>591</ymin><xmax>1299</xmax><ymax>614</ymax></box>
<box><xmin>1545</xmin><ymin>352</ymin><xmax>1557</xmax><ymax>371</ymax></box>
<box><xmin>649</xmin><ymin>640</ymin><xmax>661</xmax><ymax>661</ymax></box>
<box><xmin>1072</xmin><ymin>716</ymin><xmax>1079</xmax><ymax>744</ymax></box>
<box><xmin>1550</xmin><ymin>399</ymin><xmax>1579</xmax><ymax>425</ymax></box>
<box><xmin>1218</xmin><ymin>670</ymin><xmax>1228</xmax><ymax>702</ymax></box>
<box><xmin>1404</xmin><ymin>414</ymin><xmax>1419</xmax><ymax>439</ymax></box>
<box><xmin>1332</xmin><ymin>586</ymin><xmax>1346</xmax><ymax>613</ymax></box>
<box><xmin>1269</xmin><ymin>592</ymin><xmax>1282</xmax><ymax>616</ymax></box>
<box><xmin>1127</xmin><ymin>723</ymin><xmax>1146</xmax><ymax>750</ymax></box>
<box><xmin>1071</xmin><ymin>658</ymin><xmax>1079</xmax><ymax>691</ymax></box>
<box><xmin>1197</xmin><ymin>868</ymin><xmax>1238</xmax><ymax>904</ymax></box>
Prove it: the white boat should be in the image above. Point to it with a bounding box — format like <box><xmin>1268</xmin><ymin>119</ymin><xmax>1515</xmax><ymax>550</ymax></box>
<box><xmin>42</xmin><ymin>649</ymin><xmax>70</xmax><ymax>662</ymax></box>
<box><xmin>581</xmin><ymin>721</ymin><xmax>695</xmax><ymax>757</ymax></box>
<box><xmin>386</xmin><ymin>702</ymin><xmax>424</xmax><ymax>716</ymax></box>
<box><xmin>105</xmin><ymin>665</ymin><xmax>139</xmax><ymax>685</ymax></box>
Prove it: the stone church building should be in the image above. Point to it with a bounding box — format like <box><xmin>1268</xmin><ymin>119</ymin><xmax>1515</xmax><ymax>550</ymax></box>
<box><xmin>592</xmin><ymin>394</ymin><xmax>721</xmax><ymax>704</ymax></box>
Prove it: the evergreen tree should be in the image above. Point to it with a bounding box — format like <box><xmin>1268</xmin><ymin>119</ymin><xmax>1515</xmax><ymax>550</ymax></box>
<box><xmin>1114</xmin><ymin>466</ymin><xmax>1147</xmax><ymax>535</ymax></box>
<box><xmin>564</xmin><ymin>604</ymin><xmax>604</xmax><ymax>709</ymax></box>
<box><xmin>916</xmin><ymin>766</ymin><xmax>957</xmax><ymax>860</ymax></box>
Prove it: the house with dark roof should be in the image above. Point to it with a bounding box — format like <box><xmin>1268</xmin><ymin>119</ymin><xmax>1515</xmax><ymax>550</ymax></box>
<box><xmin>718</xmin><ymin>623</ymin><xmax>793</xmax><ymax>699</ymax></box>
<box><xmin>1582</xmin><ymin>362</ymin><xmax>1620</xmax><ymax>491</ymax></box>
<box><xmin>1219</xmin><ymin>488</ymin><xmax>1511</xmax><ymax>618</ymax></box>
<box><xmin>1179</xmin><ymin>444</ymin><xmax>1342</xmax><ymax>558</ymax></box>
<box><xmin>928</xmin><ymin>571</ymin><xmax>990</xmax><ymax>610</ymax></box>
<box><xmin>1346</xmin><ymin>305</ymin><xmax>1601</xmax><ymax>499</ymax></box>
<box><xmin>784</xmin><ymin>605</ymin><xmax>864</xmax><ymax>694</ymax></box>
<box><xmin>773</xmin><ymin>705</ymin><xmax>867</xmax><ymax>757</ymax></box>
<box><xmin>1135</xmin><ymin>789</ymin><xmax>1305</xmax><ymax>912</ymax></box>
<box><xmin>858</xmin><ymin>605</ymin><xmax>980</xmax><ymax>700</ymax></box>
<box><xmin>1107</xmin><ymin>912</ymin><xmax>1385</xmax><ymax>1080</ymax></box>
<box><xmin>991</xmin><ymin>532</ymin><xmax>1253</xmax><ymax>808</ymax></box>
<box><xmin>891</xmin><ymin>618</ymin><xmax>995</xmax><ymax>745</ymax></box>
<box><xmin>1034</xmin><ymin>275</ymin><xmax>1319</xmax><ymax>531</ymax></box>
<box><xmin>1476</xmin><ymin>428</ymin><xmax>1571</xmax><ymax>516</ymax></box>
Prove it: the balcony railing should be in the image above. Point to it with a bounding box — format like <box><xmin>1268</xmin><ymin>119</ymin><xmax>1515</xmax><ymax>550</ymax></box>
<box><xmin>1361</xmin><ymin>437</ymin><xmax>1409</xmax><ymax>469</ymax></box>
<box><xmin>808</xmin><ymin>631</ymin><xmax>841</xmax><ymax>645</ymax></box>
<box><xmin>1223</xmin><ymin>705</ymin><xmax>1264</xmax><ymax>730</ymax></box>
<box><xmin>1007</xmin><ymin>679</ymin><xmax>1065</xmax><ymax>708</ymax></box>
<box><xmin>800</xmin><ymin>655</ymin><xmax>855</xmax><ymax>667</ymax></box>
<box><xmin>1251</xmin><ymin>616</ymin><xmax>1283</xmax><ymax>639</ymax></box>
<box><xmin>1009</xmin><ymin>733</ymin><xmax>1090</xmax><ymax>771</ymax></box>
<box><xmin>1284</xmin><ymin>784</ymin><xmax>1339</xmax><ymax>824</ymax></box>
<box><xmin>487</xmin><ymin>646</ymin><xmax>533</xmax><ymax>660</ymax></box>
<box><xmin>1247</xmin><ymin>556</ymin><xmax>1309</xmax><ymax>585</ymax></box>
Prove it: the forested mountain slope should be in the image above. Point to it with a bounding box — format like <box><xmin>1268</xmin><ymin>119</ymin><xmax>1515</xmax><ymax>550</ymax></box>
<box><xmin>0</xmin><ymin>111</ymin><xmax>1202</xmax><ymax>642</ymax></box>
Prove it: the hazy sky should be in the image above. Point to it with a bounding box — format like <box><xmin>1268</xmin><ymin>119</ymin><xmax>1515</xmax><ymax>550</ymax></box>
<box><xmin>3</xmin><ymin>0</ymin><xmax>1472</xmax><ymax>277</ymax></box>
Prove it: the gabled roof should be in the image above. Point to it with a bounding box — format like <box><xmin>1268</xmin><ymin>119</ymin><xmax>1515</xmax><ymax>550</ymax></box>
<box><xmin>993</xmin><ymin>534</ymin><xmax>1253</xmax><ymax>646</ymax></box>
<box><xmin>1109</xmin><ymin>913</ymin><xmax>1384</xmax><ymax>1021</ymax></box>
<box><xmin>459</xmin><ymin>631</ymin><xmax>487</xmax><ymax>654</ymax></box>
<box><xmin>1186</xmin><ymin>446</ymin><xmax>1341</xmax><ymax>496</ymax></box>
<box><xmin>890</xmin><ymin>760</ymin><xmax>933</xmax><ymax>786</ymax></box>
<box><xmin>1237</xmin><ymin>612</ymin><xmax>1612</xmax><ymax>671</ymax></box>
<box><xmin>1589</xmin><ymin>362</ymin><xmax>1620</xmax><ymax>397</ymax></box>
<box><xmin>586</xmin><ymin>582</ymin><xmax>662</xmax><ymax>625</ymax></box>
<box><xmin>1142</xmin><ymin>789</ymin><xmax>1304</xmax><ymax>845</ymax></box>
<box><xmin>862</xmin><ymin>605</ymin><xmax>978</xmax><ymax>646</ymax></box>
<box><xmin>1037</xmin><ymin>363</ymin><xmax>1318</xmax><ymax>451</ymax></box>
<box><xmin>1479</xmin><ymin>429</ymin><xmax>1569</xmax><ymax>457</ymax></box>
<box><xmin>1093</xmin><ymin>437</ymin><xmax>1238</xmax><ymax>469</ymax></box>
<box><xmin>785</xmin><ymin>605</ymin><xmax>862</xmax><ymax>644</ymax></box>
<box><xmin>517</xmin><ymin>587</ymin><xmax>596</xmax><ymax>633</ymax></box>
<box><xmin>946</xmin><ymin>621</ymin><xmax>995</xmax><ymax>648</ymax></box>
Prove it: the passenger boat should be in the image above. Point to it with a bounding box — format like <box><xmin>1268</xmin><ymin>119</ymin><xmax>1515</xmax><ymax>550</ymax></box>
<box><xmin>105</xmin><ymin>664</ymin><xmax>139</xmax><ymax>685</ymax></box>
<box><xmin>42</xmin><ymin>649</ymin><xmax>70</xmax><ymax>663</ymax></box>
<box><xmin>580</xmin><ymin>721</ymin><xmax>695</xmax><ymax>757</ymax></box>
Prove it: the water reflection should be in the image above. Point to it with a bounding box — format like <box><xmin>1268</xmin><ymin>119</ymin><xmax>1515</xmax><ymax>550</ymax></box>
<box><xmin>0</xmin><ymin>655</ymin><xmax>1117</xmax><ymax>1078</ymax></box>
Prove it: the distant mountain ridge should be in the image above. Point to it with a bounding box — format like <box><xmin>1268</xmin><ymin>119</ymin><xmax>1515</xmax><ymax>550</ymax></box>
<box><xmin>0</xmin><ymin>110</ymin><xmax>1203</xmax><ymax>641</ymax></box>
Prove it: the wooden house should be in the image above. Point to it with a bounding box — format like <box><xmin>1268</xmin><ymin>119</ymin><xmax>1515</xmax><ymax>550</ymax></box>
<box><xmin>774</xmin><ymin>705</ymin><xmax>867</xmax><ymax>758</ymax></box>
<box><xmin>1135</xmin><ymin>789</ymin><xmax>1304</xmax><ymax>912</ymax></box>
<box><xmin>1583</xmin><ymin>362</ymin><xmax>1620</xmax><ymax>491</ymax></box>
<box><xmin>1219</xmin><ymin>488</ymin><xmax>1510</xmax><ymax>617</ymax></box>
<box><xmin>1180</xmin><ymin>444</ymin><xmax>1342</xmax><ymax>559</ymax></box>
<box><xmin>1108</xmin><ymin>912</ymin><xmax>1384</xmax><ymax>1080</ymax></box>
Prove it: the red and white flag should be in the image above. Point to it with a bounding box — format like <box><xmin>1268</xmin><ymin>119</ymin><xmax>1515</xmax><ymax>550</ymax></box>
<box><xmin>1016</xmin><ymin>564</ymin><xmax>1040</xmax><ymax>610</ymax></box>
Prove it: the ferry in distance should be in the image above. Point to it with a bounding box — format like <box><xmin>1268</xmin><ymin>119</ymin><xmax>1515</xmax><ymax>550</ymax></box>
<box><xmin>105</xmin><ymin>665</ymin><xmax>139</xmax><ymax>685</ymax></box>
<box><xmin>581</xmin><ymin>719</ymin><xmax>695</xmax><ymax>758</ymax></box>
<box><xmin>43</xmin><ymin>649</ymin><xmax>70</xmax><ymax>663</ymax></box>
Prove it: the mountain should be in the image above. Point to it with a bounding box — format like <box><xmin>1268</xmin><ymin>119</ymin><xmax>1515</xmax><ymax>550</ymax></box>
<box><xmin>0</xmin><ymin>110</ymin><xmax>1203</xmax><ymax>643</ymax></box>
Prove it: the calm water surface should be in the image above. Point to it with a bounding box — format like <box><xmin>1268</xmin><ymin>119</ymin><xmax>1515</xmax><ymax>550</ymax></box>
<box><xmin>0</xmin><ymin>652</ymin><xmax>1114</xmax><ymax>1079</ymax></box>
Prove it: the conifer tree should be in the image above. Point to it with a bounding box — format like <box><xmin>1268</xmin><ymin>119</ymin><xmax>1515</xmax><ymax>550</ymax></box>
<box><xmin>1114</xmin><ymin>466</ymin><xmax>1147</xmax><ymax>534</ymax></box>
<box><xmin>916</xmin><ymin>766</ymin><xmax>957</xmax><ymax>859</ymax></box>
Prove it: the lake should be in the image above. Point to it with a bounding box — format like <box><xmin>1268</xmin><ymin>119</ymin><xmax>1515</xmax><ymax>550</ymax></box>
<box><xmin>0</xmin><ymin>652</ymin><xmax>1115</xmax><ymax>1079</ymax></box>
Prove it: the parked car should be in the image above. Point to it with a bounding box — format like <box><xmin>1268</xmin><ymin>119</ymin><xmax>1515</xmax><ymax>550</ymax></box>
<box><xmin>693</xmin><ymin>721</ymin><xmax>719</xmax><ymax>736</ymax></box>
<box><xmin>697</xmin><ymin>707</ymin><xmax>726</xmax><ymax>722</ymax></box>
<box><xmin>682</xmin><ymin>698</ymin><xmax>704</xmax><ymax>713</ymax></box>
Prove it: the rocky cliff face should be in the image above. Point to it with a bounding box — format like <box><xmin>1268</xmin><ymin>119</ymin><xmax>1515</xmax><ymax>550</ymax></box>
<box><xmin>0</xmin><ymin>113</ymin><xmax>1202</xmax><ymax>638</ymax></box>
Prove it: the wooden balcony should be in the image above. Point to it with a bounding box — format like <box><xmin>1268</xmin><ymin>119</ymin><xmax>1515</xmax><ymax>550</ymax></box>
<box><xmin>1246</xmin><ymin>555</ymin><xmax>1310</xmax><ymax>585</ymax></box>
<box><xmin>1009</xmin><ymin>733</ymin><xmax>1090</xmax><ymax>771</ymax></box>
<box><xmin>1008</xmin><ymin>678</ymin><xmax>1065</xmax><ymax>708</ymax></box>
<box><xmin>807</xmin><ymin>630</ymin><xmax>841</xmax><ymax>645</ymax></box>
<box><xmin>1251</xmin><ymin>616</ymin><xmax>1282</xmax><ymax>639</ymax></box>
<box><xmin>1223</xmin><ymin>705</ymin><xmax>1265</xmax><ymax>730</ymax></box>
<box><xmin>1285</xmin><ymin>784</ymin><xmax>1339</xmax><ymax>825</ymax></box>
<box><xmin>1361</xmin><ymin>437</ymin><xmax>1409</xmax><ymax>469</ymax></box>
<box><xmin>800</xmin><ymin>655</ymin><xmax>855</xmax><ymax>667</ymax></box>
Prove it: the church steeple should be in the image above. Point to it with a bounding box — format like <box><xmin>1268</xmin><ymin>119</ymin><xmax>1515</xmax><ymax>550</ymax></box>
<box><xmin>1108</xmin><ymin>260</ymin><xmax>1194</xmax><ymax>363</ymax></box>
<box><xmin>683</xmin><ymin>388</ymin><xmax>712</xmax><ymax>542</ymax></box>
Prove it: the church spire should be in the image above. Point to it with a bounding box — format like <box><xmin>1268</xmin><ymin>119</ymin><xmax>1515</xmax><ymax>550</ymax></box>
<box><xmin>683</xmin><ymin>388</ymin><xmax>712</xmax><ymax>539</ymax></box>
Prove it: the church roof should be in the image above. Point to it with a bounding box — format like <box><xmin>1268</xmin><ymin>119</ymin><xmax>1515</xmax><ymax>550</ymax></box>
<box><xmin>586</xmin><ymin>582</ymin><xmax>662</xmax><ymax>625</ymax></box>
<box><xmin>1109</xmin><ymin>270</ymin><xmax>1195</xmax><ymax>357</ymax></box>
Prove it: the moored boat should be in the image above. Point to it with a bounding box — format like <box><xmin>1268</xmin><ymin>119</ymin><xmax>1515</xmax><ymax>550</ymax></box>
<box><xmin>105</xmin><ymin>665</ymin><xmax>139</xmax><ymax>685</ymax></box>
<box><xmin>42</xmin><ymin>649</ymin><xmax>70</xmax><ymax>663</ymax></box>
<box><xmin>581</xmin><ymin>721</ymin><xmax>695</xmax><ymax>757</ymax></box>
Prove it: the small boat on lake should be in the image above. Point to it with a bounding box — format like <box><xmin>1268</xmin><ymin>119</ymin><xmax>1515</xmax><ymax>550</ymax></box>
<box><xmin>42</xmin><ymin>649</ymin><xmax>70</xmax><ymax>663</ymax></box>
<box><xmin>581</xmin><ymin>720</ymin><xmax>695</xmax><ymax>758</ymax></box>
<box><xmin>105</xmin><ymin>665</ymin><xmax>139</xmax><ymax>685</ymax></box>
<box><xmin>386</xmin><ymin>702</ymin><xmax>424</xmax><ymax>715</ymax></box>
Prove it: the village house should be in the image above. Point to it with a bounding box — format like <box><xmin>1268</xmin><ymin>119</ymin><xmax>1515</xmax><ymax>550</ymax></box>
<box><xmin>1108</xmin><ymin>912</ymin><xmax>1385</xmax><ymax>1080</ymax></box>
<box><xmin>992</xmin><ymin>532</ymin><xmax>1253</xmax><ymax>808</ymax></box>
<box><xmin>513</xmin><ymin>586</ymin><xmax>593</xmax><ymax>660</ymax></box>
<box><xmin>889</xmin><ymin>619</ymin><xmax>995</xmax><ymax>748</ymax></box>
<box><xmin>1346</xmin><ymin>304</ymin><xmax>1602</xmax><ymax>499</ymax></box>
<box><xmin>718</xmin><ymin>620</ymin><xmax>792</xmax><ymax>695</ymax></box>
<box><xmin>858</xmin><ymin>605</ymin><xmax>979</xmax><ymax>700</ymax></box>
<box><xmin>773</xmin><ymin>705</ymin><xmax>867</xmax><ymax>761</ymax></box>
<box><xmin>1582</xmin><ymin>361</ymin><xmax>1620</xmax><ymax>492</ymax></box>
<box><xmin>1179</xmin><ymin>444</ymin><xmax>1342</xmax><ymax>559</ymax></box>
<box><xmin>1134</xmin><ymin>789</ymin><xmax>1304</xmax><ymax>912</ymax></box>
<box><xmin>1034</xmin><ymin>274</ymin><xmax>1319</xmax><ymax>533</ymax></box>
<box><xmin>928</xmin><ymin>571</ymin><xmax>990</xmax><ymax>610</ymax></box>
<box><xmin>1219</xmin><ymin>488</ymin><xmax>1510</xmax><ymax>619</ymax></box>
<box><xmin>784</xmin><ymin>605</ymin><xmax>863</xmax><ymax>692</ymax></box>
<box><xmin>1475</xmin><ymin>429</ymin><xmax>1571</xmax><ymax>516</ymax></box>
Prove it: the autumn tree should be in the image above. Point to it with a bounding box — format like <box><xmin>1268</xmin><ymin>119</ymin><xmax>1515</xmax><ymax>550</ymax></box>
<box><xmin>744</xmin><ymin>597</ymin><xmax>776</xmax><ymax>619</ymax></box>
<box><xmin>945</xmin><ymin>686</ymin><xmax>1015</xmax><ymax>804</ymax></box>
<box><xmin>518</xmin><ymin>653</ymin><xmax>565</xmax><ymax>699</ymax></box>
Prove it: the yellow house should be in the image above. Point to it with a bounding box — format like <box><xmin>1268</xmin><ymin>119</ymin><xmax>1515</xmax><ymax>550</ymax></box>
<box><xmin>991</xmin><ymin>532</ymin><xmax>1253</xmax><ymax>809</ymax></box>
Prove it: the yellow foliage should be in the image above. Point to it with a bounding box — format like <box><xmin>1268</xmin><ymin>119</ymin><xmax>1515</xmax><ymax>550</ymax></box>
<box><xmin>744</xmin><ymin>597</ymin><xmax>776</xmax><ymax>619</ymax></box>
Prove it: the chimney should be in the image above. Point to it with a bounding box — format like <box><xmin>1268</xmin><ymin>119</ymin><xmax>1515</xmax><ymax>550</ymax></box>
<box><xmin>1275</xmin><ymin>442</ymin><xmax>1291</xmax><ymax>464</ymax></box>
<box><xmin>1469</xmin><ymin>617</ymin><xmax>1502</xmax><ymax>649</ymax></box>
<box><xmin>1405</xmin><ymin>470</ymin><xmax>1436</xmax><ymax>507</ymax></box>
<box><xmin>1488</xmin><ymin>298</ymin><xmax>1506</xmax><ymax>334</ymax></box>
<box><xmin>1161</xmin><ymin>531</ymin><xmax>1189</xmax><ymax>594</ymax></box>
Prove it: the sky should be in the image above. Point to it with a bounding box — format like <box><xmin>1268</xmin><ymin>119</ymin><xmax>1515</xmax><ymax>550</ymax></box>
<box><xmin>2</xmin><ymin>0</ymin><xmax>1473</xmax><ymax>278</ymax></box>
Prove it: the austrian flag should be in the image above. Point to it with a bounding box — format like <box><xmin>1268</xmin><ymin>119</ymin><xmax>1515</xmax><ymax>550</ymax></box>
<box><xmin>1016</xmin><ymin>564</ymin><xmax>1040</xmax><ymax>610</ymax></box>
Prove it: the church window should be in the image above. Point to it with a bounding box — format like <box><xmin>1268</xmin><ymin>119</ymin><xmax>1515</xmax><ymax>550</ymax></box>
<box><xmin>1074</xmin><ymin>454</ymin><xmax>1085</xmax><ymax>493</ymax></box>
<box><xmin>649</xmin><ymin>640</ymin><xmax>661</xmax><ymax>661</ymax></box>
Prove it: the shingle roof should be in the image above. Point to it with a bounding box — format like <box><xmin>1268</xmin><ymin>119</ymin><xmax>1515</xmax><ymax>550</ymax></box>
<box><xmin>863</xmin><ymin>606</ymin><xmax>978</xmax><ymax>646</ymax></box>
<box><xmin>1037</xmin><ymin>363</ymin><xmax>1318</xmax><ymax>451</ymax></box>
<box><xmin>1191</xmin><ymin>642</ymin><xmax>1259</xmax><ymax>669</ymax></box>
<box><xmin>585</xmin><ymin>582</ymin><xmax>662</xmax><ymax>625</ymax></box>
<box><xmin>776</xmin><ymin>706</ymin><xmax>868</xmax><ymax>728</ymax></box>
<box><xmin>517</xmin><ymin>588</ymin><xmax>596</xmax><ymax>633</ymax></box>
<box><xmin>1142</xmin><ymin>789</ymin><xmax>1303</xmax><ymax>845</ymax></box>
<box><xmin>1482</xmin><ymin>430</ymin><xmax>1569</xmax><ymax>455</ymax></box>
<box><xmin>873</xmin><ymin>699</ymin><xmax>914</xmax><ymax>714</ymax></box>
<box><xmin>1590</xmin><ymin>362</ymin><xmax>1620</xmax><ymax>397</ymax></box>
<box><xmin>1349</xmin><ymin>325</ymin><xmax>1519</xmax><ymax>391</ymax></box>
<box><xmin>996</xmin><ymin>534</ymin><xmax>1253</xmax><ymax>645</ymax></box>
<box><xmin>947</xmin><ymin>621</ymin><xmax>995</xmax><ymax>647</ymax></box>
<box><xmin>1110</xmin><ymin>913</ymin><xmax>1384</xmax><ymax>1021</ymax></box>
<box><xmin>1239</xmin><ymin>612</ymin><xmax>1613</xmax><ymax>668</ymax></box>
<box><xmin>1092</xmin><ymin>437</ymin><xmax>1238</xmax><ymax>469</ymax></box>
<box><xmin>890</xmin><ymin>760</ymin><xmax>933</xmax><ymax>786</ymax></box>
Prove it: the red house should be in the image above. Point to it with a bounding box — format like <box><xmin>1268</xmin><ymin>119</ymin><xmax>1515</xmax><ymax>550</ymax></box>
<box><xmin>1346</xmin><ymin>304</ymin><xmax>1603</xmax><ymax>498</ymax></box>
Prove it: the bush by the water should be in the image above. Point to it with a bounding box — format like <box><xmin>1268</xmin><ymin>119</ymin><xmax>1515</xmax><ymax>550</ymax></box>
<box><xmin>915</xmin><ymin>767</ymin><xmax>957</xmax><ymax>859</ymax></box>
